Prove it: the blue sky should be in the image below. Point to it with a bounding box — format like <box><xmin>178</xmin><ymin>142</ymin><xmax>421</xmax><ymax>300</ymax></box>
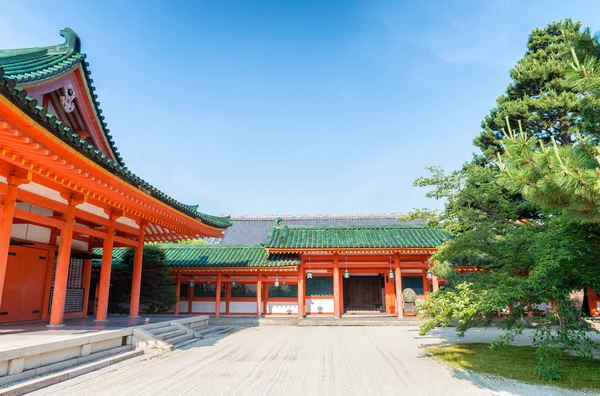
<box><xmin>2</xmin><ymin>1</ymin><xmax>600</xmax><ymax>216</ymax></box>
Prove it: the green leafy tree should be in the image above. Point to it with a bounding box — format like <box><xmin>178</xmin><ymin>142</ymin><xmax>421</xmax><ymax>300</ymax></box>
<box><xmin>109</xmin><ymin>245</ymin><xmax>176</xmax><ymax>314</ymax></box>
<box><xmin>408</xmin><ymin>19</ymin><xmax>600</xmax><ymax>380</ymax></box>
<box><xmin>474</xmin><ymin>19</ymin><xmax>600</xmax><ymax>162</ymax></box>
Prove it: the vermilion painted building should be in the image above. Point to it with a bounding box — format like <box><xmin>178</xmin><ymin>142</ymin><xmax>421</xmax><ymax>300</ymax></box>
<box><xmin>100</xmin><ymin>218</ymin><xmax>451</xmax><ymax>318</ymax></box>
<box><xmin>0</xmin><ymin>29</ymin><xmax>231</xmax><ymax>325</ymax></box>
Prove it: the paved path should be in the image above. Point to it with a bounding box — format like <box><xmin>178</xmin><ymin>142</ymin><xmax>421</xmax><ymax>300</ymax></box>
<box><xmin>0</xmin><ymin>315</ymin><xmax>187</xmax><ymax>351</ymax></box>
<box><xmin>31</xmin><ymin>326</ymin><xmax>596</xmax><ymax>396</ymax></box>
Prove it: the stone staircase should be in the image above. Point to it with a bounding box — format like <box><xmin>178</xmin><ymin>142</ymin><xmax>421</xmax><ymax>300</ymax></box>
<box><xmin>145</xmin><ymin>324</ymin><xmax>197</xmax><ymax>349</ymax></box>
<box><xmin>0</xmin><ymin>316</ymin><xmax>220</xmax><ymax>396</ymax></box>
<box><xmin>140</xmin><ymin>319</ymin><xmax>235</xmax><ymax>351</ymax></box>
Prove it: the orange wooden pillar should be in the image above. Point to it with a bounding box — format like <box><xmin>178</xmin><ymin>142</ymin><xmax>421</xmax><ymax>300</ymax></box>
<box><xmin>48</xmin><ymin>199</ymin><xmax>77</xmax><ymax>327</ymax></box>
<box><xmin>215</xmin><ymin>272</ymin><xmax>222</xmax><ymax>317</ymax></box>
<box><xmin>174</xmin><ymin>271</ymin><xmax>181</xmax><ymax>315</ymax></box>
<box><xmin>587</xmin><ymin>286</ymin><xmax>598</xmax><ymax>317</ymax></box>
<box><xmin>256</xmin><ymin>275</ymin><xmax>262</xmax><ymax>318</ymax></box>
<box><xmin>432</xmin><ymin>275</ymin><xmax>440</xmax><ymax>292</ymax></box>
<box><xmin>0</xmin><ymin>183</ymin><xmax>18</xmax><ymax>306</ymax></box>
<box><xmin>129</xmin><ymin>221</ymin><xmax>147</xmax><ymax>317</ymax></box>
<box><xmin>333</xmin><ymin>253</ymin><xmax>340</xmax><ymax>318</ymax></box>
<box><xmin>338</xmin><ymin>269</ymin><xmax>344</xmax><ymax>315</ymax></box>
<box><xmin>394</xmin><ymin>253</ymin><xmax>403</xmax><ymax>319</ymax></box>
<box><xmin>297</xmin><ymin>264</ymin><xmax>305</xmax><ymax>318</ymax></box>
<box><xmin>95</xmin><ymin>214</ymin><xmax>116</xmax><ymax>321</ymax></box>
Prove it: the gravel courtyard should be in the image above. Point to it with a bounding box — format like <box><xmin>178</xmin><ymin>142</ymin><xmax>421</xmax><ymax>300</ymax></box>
<box><xmin>32</xmin><ymin>326</ymin><xmax>595</xmax><ymax>396</ymax></box>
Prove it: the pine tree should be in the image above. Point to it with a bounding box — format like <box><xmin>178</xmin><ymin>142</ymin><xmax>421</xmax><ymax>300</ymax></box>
<box><xmin>109</xmin><ymin>245</ymin><xmax>176</xmax><ymax>314</ymax></box>
<box><xmin>475</xmin><ymin>19</ymin><xmax>600</xmax><ymax>162</ymax></box>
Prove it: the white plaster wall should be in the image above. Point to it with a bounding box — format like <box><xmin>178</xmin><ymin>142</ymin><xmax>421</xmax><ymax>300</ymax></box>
<box><xmin>11</xmin><ymin>202</ymin><xmax>52</xmax><ymax>244</ymax></box>
<box><xmin>116</xmin><ymin>216</ymin><xmax>139</xmax><ymax>229</ymax></box>
<box><xmin>306</xmin><ymin>298</ymin><xmax>334</xmax><ymax>314</ymax></box>
<box><xmin>597</xmin><ymin>301</ymin><xmax>600</xmax><ymax>312</ymax></box>
<box><xmin>179</xmin><ymin>301</ymin><xmax>188</xmax><ymax>312</ymax></box>
<box><xmin>219</xmin><ymin>302</ymin><xmax>226</xmax><ymax>313</ymax></box>
<box><xmin>191</xmin><ymin>301</ymin><xmax>216</xmax><ymax>313</ymax></box>
<box><xmin>229</xmin><ymin>302</ymin><xmax>256</xmax><ymax>313</ymax></box>
<box><xmin>267</xmin><ymin>302</ymin><xmax>298</xmax><ymax>315</ymax></box>
<box><xmin>19</xmin><ymin>182</ymin><xmax>67</xmax><ymax>204</ymax></box>
<box><xmin>78</xmin><ymin>202</ymin><xmax>108</xmax><ymax>219</ymax></box>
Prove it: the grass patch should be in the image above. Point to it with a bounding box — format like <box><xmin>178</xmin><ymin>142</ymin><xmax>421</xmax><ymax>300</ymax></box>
<box><xmin>426</xmin><ymin>343</ymin><xmax>600</xmax><ymax>391</ymax></box>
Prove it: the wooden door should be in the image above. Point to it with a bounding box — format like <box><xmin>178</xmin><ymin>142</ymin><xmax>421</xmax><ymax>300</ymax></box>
<box><xmin>0</xmin><ymin>246</ymin><xmax>48</xmax><ymax>322</ymax></box>
<box><xmin>346</xmin><ymin>276</ymin><xmax>381</xmax><ymax>310</ymax></box>
<box><xmin>0</xmin><ymin>248</ymin><xmax>20</xmax><ymax>322</ymax></box>
<box><xmin>19</xmin><ymin>248</ymin><xmax>48</xmax><ymax>321</ymax></box>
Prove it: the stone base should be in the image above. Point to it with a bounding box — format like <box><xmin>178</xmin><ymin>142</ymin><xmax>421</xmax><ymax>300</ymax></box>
<box><xmin>45</xmin><ymin>324</ymin><xmax>66</xmax><ymax>328</ymax></box>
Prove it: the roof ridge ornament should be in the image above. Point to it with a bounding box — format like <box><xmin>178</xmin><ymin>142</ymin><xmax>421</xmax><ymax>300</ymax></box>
<box><xmin>47</xmin><ymin>28</ymin><xmax>81</xmax><ymax>55</ymax></box>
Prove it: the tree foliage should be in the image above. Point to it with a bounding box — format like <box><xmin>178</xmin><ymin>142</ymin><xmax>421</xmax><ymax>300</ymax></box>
<box><xmin>474</xmin><ymin>19</ymin><xmax>600</xmax><ymax>162</ymax></box>
<box><xmin>109</xmin><ymin>245</ymin><xmax>176</xmax><ymax>314</ymax></box>
<box><xmin>411</xmin><ymin>19</ymin><xmax>600</xmax><ymax>381</ymax></box>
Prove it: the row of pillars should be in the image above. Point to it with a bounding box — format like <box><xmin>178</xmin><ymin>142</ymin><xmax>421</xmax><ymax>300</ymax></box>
<box><xmin>297</xmin><ymin>253</ymin><xmax>439</xmax><ymax>319</ymax></box>
<box><xmin>0</xmin><ymin>180</ymin><xmax>147</xmax><ymax>327</ymax></box>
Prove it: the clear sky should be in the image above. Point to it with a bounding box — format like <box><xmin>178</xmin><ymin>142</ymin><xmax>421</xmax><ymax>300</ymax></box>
<box><xmin>1</xmin><ymin>1</ymin><xmax>599</xmax><ymax>216</ymax></box>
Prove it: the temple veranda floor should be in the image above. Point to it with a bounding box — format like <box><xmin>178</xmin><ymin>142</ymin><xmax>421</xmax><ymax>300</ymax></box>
<box><xmin>29</xmin><ymin>326</ymin><xmax>597</xmax><ymax>396</ymax></box>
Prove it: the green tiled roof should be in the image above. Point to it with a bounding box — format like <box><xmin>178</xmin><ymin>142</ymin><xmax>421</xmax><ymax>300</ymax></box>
<box><xmin>0</xmin><ymin>28</ymin><xmax>124</xmax><ymax>166</ymax></box>
<box><xmin>93</xmin><ymin>244</ymin><xmax>300</xmax><ymax>268</ymax></box>
<box><xmin>263</xmin><ymin>224</ymin><xmax>451</xmax><ymax>249</ymax></box>
<box><xmin>0</xmin><ymin>31</ymin><xmax>231</xmax><ymax>231</ymax></box>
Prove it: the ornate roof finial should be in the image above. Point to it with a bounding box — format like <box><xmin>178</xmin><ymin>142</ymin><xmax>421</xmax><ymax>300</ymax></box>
<box><xmin>56</xmin><ymin>28</ymin><xmax>81</xmax><ymax>53</ymax></box>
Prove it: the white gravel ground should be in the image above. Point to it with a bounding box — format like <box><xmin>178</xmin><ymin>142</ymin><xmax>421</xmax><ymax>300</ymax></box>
<box><xmin>31</xmin><ymin>326</ymin><xmax>599</xmax><ymax>396</ymax></box>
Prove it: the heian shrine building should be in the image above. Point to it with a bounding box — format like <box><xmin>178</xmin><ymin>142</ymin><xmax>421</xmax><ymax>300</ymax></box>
<box><xmin>0</xmin><ymin>29</ymin><xmax>231</xmax><ymax>325</ymax></box>
<box><xmin>2</xmin><ymin>30</ymin><xmax>596</xmax><ymax>325</ymax></box>
<box><xmin>97</xmin><ymin>215</ymin><xmax>452</xmax><ymax>318</ymax></box>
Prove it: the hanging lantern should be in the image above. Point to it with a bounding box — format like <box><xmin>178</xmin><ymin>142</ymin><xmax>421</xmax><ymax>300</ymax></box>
<box><xmin>388</xmin><ymin>269</ymin><xmax>394</xmax><ymax>279</ymax></box>
<box><xmin>189</xmin><ymin>279</ymin><xmax>195</xmax><ymax>287</ymax></box>
<box><xmin>426</xmin><ymin>269</ymin><xmax>432</xmax><ymax>280</ymax></box>
<box><xmin>231</xmin><ymin>278</ymin><xmax>237</xmax><ymax>287</ymax></box>
<box><xmin>306</xmin><ymin>270</ymin><xmax>313</xmax><ymax>279</ymax></box>
<box><xmin>274</xmin><ymin>276</ymin><xmax>280</xmax><ymax>288</ymax></box>
<box><xmin>344</xmin><ymin>269</ymin><xmax>350</xmax><ymax>279</ymax></box>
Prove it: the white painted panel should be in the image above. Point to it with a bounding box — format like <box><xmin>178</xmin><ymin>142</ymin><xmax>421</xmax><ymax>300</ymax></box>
<box><xmin>19</xmin><ymin>182</ymin><xmax>67</xmax><ymax>203</ymax></box>
<box><xmin>192</xmin><ymin>301</ymin><xmax>216</xmax><ymax>313</ymax></box>
<box><xmin>219</xmin><ymin>302</ymin><xmax>226</xmax><ymax>313</ymax></box>
<box><xmin>11</xmin><ymin>224</ymin><xmax>51</xmax><ymax>244</ymax></box>
<box><xmin>229</xmin><ymin>302</ymin><xmax>256</xmax><ymax>313</ymax></box>
<box><xmin>179</xmin><ymin>301</ymin><xmax>188</xmax><ymax>312</ymax></box>
<box><xmin>71</xmin><ymin>239</ymin><xmax>88</xmax><ymax>251</ymax></box>
<box><xmin>78</xmin><ymin>202</ymin><xmax>108</xmax><ymax>219</ymax></box>
<box><xmin>596</xmin><ymin>301</ymin><xmax>600</xmax><ymax>312</ymax></box>
<box><xmin>306</xmin><ymin>298</ymin><xmax>334</xmax><ymax>314</ymax></box>
<box><xmin>117</xmin><ymin>216</ymin><xmax>139</xmax><ymax>229</ymax></box>
<box><xmin>267</xmin><ymin>302</ymin><xmax>298</xmax><ymax>314</ymax></box>
<box><xmin>11</xmin><ymin>203</ymin><xmax>53</xmax><ymax>244</ymax></box>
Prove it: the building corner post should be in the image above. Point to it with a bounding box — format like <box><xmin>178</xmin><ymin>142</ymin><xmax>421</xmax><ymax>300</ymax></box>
<box><xmin>48</xmin><ymin>195</ymin><xmax>81</xmax><ymax>327</ymax></box>
<box><xmin>129</xmin><ymin>220</ymin><xmax>147</xmax><ymax>317</ymax></box>
<box><xmin>394</xmin><ymin>253</ymin><xmax>403</xmax><ymax>319</ymax></box>
<box><xmin>215</xmin><ymin>272</ymin><xmax>222</xmax><ymax>317</ymax></box>
<box><xmin>333</xmin><ymin>253</ymin><xmax>341</xmax><ymax>318</ymax></box>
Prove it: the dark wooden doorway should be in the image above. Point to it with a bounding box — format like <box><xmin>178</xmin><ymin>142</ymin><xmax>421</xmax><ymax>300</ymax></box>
<box><xmin>343</xmin><ymin>275</ymin><xmax>383</xmax><ymax>311</ymax></box>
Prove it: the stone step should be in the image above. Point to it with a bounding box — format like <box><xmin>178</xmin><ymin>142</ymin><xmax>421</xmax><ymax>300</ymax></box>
<box><xmin>171</xmin><ymin>338</ymin><xmax>199</xmax><ymax>349</ymax></box>
<box><xmin>149</xmin><ymin>325</ymin><xmax>178</xmax><ymax>336</ymax></box>
<box><xmin>167</xmin><ymin>334</ymin><xmax>194</xmax><ymax>347</ymax></box>
<box><xmin>0</xmin><ymin>349</ymin><xmax>143</xmax><ymax>396</ymax></box>
<box><xmin>158</xmin><ymin>329</ymin><xmax>186</xmax><ymax>341</ymax></box>
<box><xmin>208</xmin><ymin>317</ymin><xmax>258</xmax><ymax>326</ymax></box>
<box><xmin>298</xmin><ymin>319</ymin><xmax>422</xmax><ymax>326</ymax></box>
<box><xmin>258</xmin><ymin>318</ymin><xmax>299</xmax><ymax>326</ymax></box>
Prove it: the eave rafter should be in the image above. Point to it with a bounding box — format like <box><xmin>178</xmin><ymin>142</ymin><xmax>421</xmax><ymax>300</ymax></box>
<box><xmin>0</xmin><ymin>114</ymin><xmax>222</xmax><ymax>240</ymax></box>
